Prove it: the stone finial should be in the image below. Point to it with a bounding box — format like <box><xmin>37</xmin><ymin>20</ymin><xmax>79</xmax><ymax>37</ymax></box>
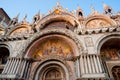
<box><xmin>33</xmin><ymin>11</ymin><xmax>40</xmax><ymax>23</ymax></box>
<box><xmin>54</xmin><ymin>1</ymin><xmax>62</xmax><ymax>10</ymax></box>
<box><xmin>76</xmin><ymin>6</ymin><xmax>83</xmax><ymax>17</ymax></box>
<box><xmin>23</xmin><ymin>14</ymin><xmax>27</xmax><ymax>21</ymax></box>
<box><xmin>90</xmin><ymin>5</ymin><xmax>95</xmax><ymax>13</ymax></box>
<box><xmin>77</xmin><ymin>6</ymin><xmax>82</xmax><ymax>11</ymax></box>
<box><xmin>103</xmin><ymin>3</ymin><xmax>113</xmax><ymax>14</ymax></box>
<box><xmin>56</xmin><ymin>0</ymin><xmax>60</xmax><ymax>7</ymax></box>
<box><xmin>9</xmin><ymin>13</ymin><xmax>19</xmax><ymax>25</ymax></box>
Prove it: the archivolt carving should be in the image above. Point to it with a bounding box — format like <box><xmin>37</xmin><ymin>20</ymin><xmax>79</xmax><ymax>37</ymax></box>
<box><xmin>86</xmin><ymin>19</ymin><xmax>111</xmax><ymax>28</ymax></box>
<box><xmin>30</xmin><ymin>58</ymin><xmax>72</xmax><ymax>80</ymax></box>
<box><xmin>10</xmin><ymin>28</ymin><xmax>28</xmax><ymax>36</ymax></box>
<box><xmin>9</xmin><ymin>26</ymin><xmax>31</xmax><ymax>37</ymax></box>
<box><xmin>85</xmin><ymin>15</ymin><xmax>117</xmax><ymax>29</ymax></box>
<box><xmin>95</xmin><ymin>33</ymin><xmax>120</xmax><ymax>55</ymax></box>
<box><xmin>35</xmin><ymin>13</ymin><xmax>79</xmax><ymax>30</ymax></box>
<box><xmin>24</xmin><ymin>28</ymin><xmax>83</xmax><ymax>58</ymax></box>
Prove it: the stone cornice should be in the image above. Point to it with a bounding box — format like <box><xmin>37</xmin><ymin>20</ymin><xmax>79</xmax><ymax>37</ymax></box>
<box><xmin>78</xmin><ymin>26</ymin><xmax>120</xmax><ymax>35</ymax></box>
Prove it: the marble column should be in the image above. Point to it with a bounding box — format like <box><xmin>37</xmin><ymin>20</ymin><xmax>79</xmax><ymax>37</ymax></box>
<box><xmin>76</xmin><ymin>58</ymin><xmax>80</xmax><ymax>78</ymax></box>
<box><xmin>80</xmin><ymin>55</ymin><xmax>85</xmax><ymax>75</ymax></box>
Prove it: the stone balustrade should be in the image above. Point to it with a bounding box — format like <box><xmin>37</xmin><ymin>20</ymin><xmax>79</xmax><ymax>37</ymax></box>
<box><xmin>0</xmin><ymin>57</ymin><xmax>31</xmax><ymax>80</ymax></box>
<box><xmin>75</xmin><ymin>54</ymin><xmax>108</xmax><ymax>79</ymax></box>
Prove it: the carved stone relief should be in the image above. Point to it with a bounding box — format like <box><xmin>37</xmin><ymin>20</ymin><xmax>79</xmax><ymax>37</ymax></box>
<box><xmin>9</xmin><ymin>40</ymin><xmax>27</xmax><ymax>57</ymax></box>
<box><xmin>84</xmin><ymin>37</ymin><xmax>94</xmax><ymax>47</ymax></box>
<box><xmin>10</xmin><ymin>27</ymin><xmax>30</xmax><ymax>36</ymax></box>
<box><xmin>86</xmin><ymin>19</ymin><xmax>111</xmax><ymax>29</ymax></box>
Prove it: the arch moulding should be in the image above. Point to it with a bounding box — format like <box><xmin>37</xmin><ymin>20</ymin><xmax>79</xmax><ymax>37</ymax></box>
<box><xmin>96</xmin><ymin>33</ymin><xmax>120</xmax><ymax>55</ymax></box>
<box><xmin>23</xmin><ymin>28</ymin><xmax>84</xmax><ymax>58</ymax></box>
<box><xmin>30</xmin><ymin>56</ymin><xmax>73</xmax><ymax>80</ymax></box>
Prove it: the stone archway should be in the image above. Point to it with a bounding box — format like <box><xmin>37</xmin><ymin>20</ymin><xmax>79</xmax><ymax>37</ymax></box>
<box><xmin>98</xmin><ymin>35</ymin><xmax>120</xmax><ymax>79</ymax></box>
<box><xmin>25</xmin><ymin>34</ymin><xmax>79</xmax><ymax>58</ymax></box>
<box><xmin>0</xmin><ymin>45</ymin><xmax>10</xmax><ymax>74</ymax></box>
<box><xmin>34</xmin><ymin>60</ymin><xmax>70</xmax><ymax>80</ymax></box>
<box><xmin>100</xmin><ymin>38</ymin><xmax>120</xmax><ymax>60</ymax></box>
<box><xmin>25</xmin><ymin>34</ymin><xmax>79</xmax><ymax>80</ymax></box>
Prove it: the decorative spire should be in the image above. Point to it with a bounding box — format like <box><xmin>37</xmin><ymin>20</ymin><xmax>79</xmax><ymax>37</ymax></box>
<box><xmin>90</xmin><ymin>5</ymin><xmax>95</xmax><ymax>13</ymax></box>
<box><xmin>21</xmin><ymin>14</ymin><xmax>27</xmax><ymax>24</ymax></box>
<box><xmin>15</xmin><ymin>13</ymin><xmax>20</xmax><ymax>20</ymax></box>
<box><xmin>23</xmin><ymin>14</ymin><xmax>27</xmax><ymax>21</ymax></box>
<box><xmin>56</xmin><ymin>0</ymin><xmax>60</xmax><ymax>7</ymax></box>
<box><xmin>33</xmin><ymin>10</ymin><xmax>40</xmax><ymax>23</ymax></box>
<box><xmin>77</xmin><ymin>6</ymin><xmax>82</xmax><ymax>11</ymax></box>
<box><xmin>53</xmin><ymin>1</ymin><xmax>63</xmax><ymax>14</ymax></box>
<box><xmin>54</xmin><ymin>0</ymin><xmax>62</xmax><ymax>10</ymax></box>
<box><xmin>9</xmin><ymin>13</ymin><xmax>19</xmax><ymax>25</ymax></box>
<box><xmin>103</xmin><ymin>3</ymin><xmax>113</xmax><ymax>14</ymax></box>
<box><xmin>76</xmin><ymin>6</ymin><xmax>83</xmax><ymax>17</ymax></box>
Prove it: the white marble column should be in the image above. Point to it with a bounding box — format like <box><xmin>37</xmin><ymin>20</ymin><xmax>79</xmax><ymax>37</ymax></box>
<box><xmin>23</xmin><ymin>61</ymin><xmax>30</xmax><ymax>78</ymax></box>
<box><xmin>76</xmin><ymin>58</ymin><xmax>80</xmax><ymax>78</ymax></box>
<box><xmin>87</xmin><ymin>55</ymin><xmax>92</xmax><ymax>73</ymax></box>
<box><xmin>16</xmin><ymin>58</ymin><xmax>22</xmax><ymax>74</ymax></box>
<box><xmin>13</xmin><ymin>58</ymin><xmax>19</xmax><ymax>74</ymax></box>
<box><xmin>7</xmin><ymin>58</ymin><xmax>14</xmax><ymax>74</ymax></box>
<box><xmin>90</xmin><ymin>55</ymin><xmax>95</xmax><ymax>73</ymax></box>
<box><xmin>84</xmin><ymin>55</ymin><xmax>88</xmax><ymax>74</ymax></box>
<box><xmin>20</xmin><ymin>60</ymin><xmax>27</xmax><ymax>78</ymax></box>
<box><xmin>2</xmin><ymin>59</ymin><xmax>10</xmax><ymax>74</ymax></box>
<box><xmin>10</xmin><ymin>58</ymin><xmax>16</xmax><ymax>74</ymax></box>
<box><xmin>26</xmin><ymin>62</ymin><xmax>31</xmax><ymax>80</ymax></box>
<box><xmin>96</xmin><ymin>55</ymin><xmax>102</xmax><ymax>73</ymax></box>
<box><xmin>80</xmin><ymin>55</ymin><xmax>85</xmax><ymax>75</ymax></box>
<box><xmin>93</xmin><ymin>55</ymin><xmax>99</xmax><ymax>73</ymax></box>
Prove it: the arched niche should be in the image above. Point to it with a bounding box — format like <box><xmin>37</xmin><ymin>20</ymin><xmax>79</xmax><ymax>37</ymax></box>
<box><xmin>112</xmin><ymin>66</ymin><xmax>120</xmax><ymax>80</ymax></box>
<box><xmin>100</xmin><ymin>38</ymin><xmax>120</xmax><ymax>60</ymax></box>
<box><xmin>85</xmin><ymin>15</ymin><xmax>116</xmax><ymax>29</ymax></box>
<box><xmin>36</xmin><ymin>14</ymin><xmax>79</xmax><ymax>31</ymax></box>
<box><xmin>98</xmin><ymin>35</ymin><xmax>120</xmax><ymax>79</ymax></box>
<box><xmin>33</xmin><ymin>59</ymin><xmax>71</xmax><ymax>80</ymax></box>
<box><xmin>0</xmin><ymin>45</ymin><xmax>10</xmax><ymax>74</ymax></box>
<box><xmin>40</xmin><ymin>19</ymin><xmax>75</xmax><ymax>31</ymax></box>
<box><xmin>25</xmin><ymin>34</ymin><xmax>79</xmax><ymax>59</ymax></box>
<box><xmin>8</xmin><ymin>24</ymin><xmax>31</xmax><ymax>36</ymax></box>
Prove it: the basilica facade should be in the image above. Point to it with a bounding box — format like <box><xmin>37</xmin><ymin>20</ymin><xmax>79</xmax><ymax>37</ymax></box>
<box><xmin>0</xmin><ymin>3</ymin><xmax>120</xmax><ymax>80</ymax></box>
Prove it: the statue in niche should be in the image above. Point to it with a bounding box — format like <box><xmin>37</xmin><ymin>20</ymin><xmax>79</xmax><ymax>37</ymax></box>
<box><xmin>66</xmin><ymin>51</ymin><xmax>72</xmax><ymax>59</ymax></box>
<box><xmin>50</xmin><ymin>45</ymin><xmax>56</xmax><ymax>53</ymax></box>
<box><xmin>43</xmin><ymin>48</ymin><xmax>48</xmax><ymax>56</ymax></box>
<box><xmin>58</xmin><ymin>46</ymin><xmax>64</xmax><ymax>55</ymax></box>
<box><xmin>109</xmin><ymin>49</ymin><xmax>118</xmax><ymax>60</ymax></box>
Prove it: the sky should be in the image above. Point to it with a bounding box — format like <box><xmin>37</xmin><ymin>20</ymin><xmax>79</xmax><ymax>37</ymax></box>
<box><xmin>0</xmin><ymin>0</ymin><xmax>119</xmax><ymax>22</ymax></box>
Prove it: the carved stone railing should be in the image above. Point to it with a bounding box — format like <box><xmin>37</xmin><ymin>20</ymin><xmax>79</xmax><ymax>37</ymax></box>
<box><xmin>0</xmin><ymin>57</ymin><xmax>32</xmax><ymax>80</ymax></box>
<box><xmin>75</xmin><ymin>54</ymin><xmax>109</xmax><ymax>79</ymax></box>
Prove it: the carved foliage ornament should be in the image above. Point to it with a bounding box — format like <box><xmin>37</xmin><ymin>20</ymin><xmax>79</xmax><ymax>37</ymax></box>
<box><xmin>86</xmin><ymin>19</ymin><xmax>111</xmax><ymax>29</ymax></box>
<box><xmin>10</xmin><ymin>27</ymin><xmax>30</xmax><ymax>36</ymax></box>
